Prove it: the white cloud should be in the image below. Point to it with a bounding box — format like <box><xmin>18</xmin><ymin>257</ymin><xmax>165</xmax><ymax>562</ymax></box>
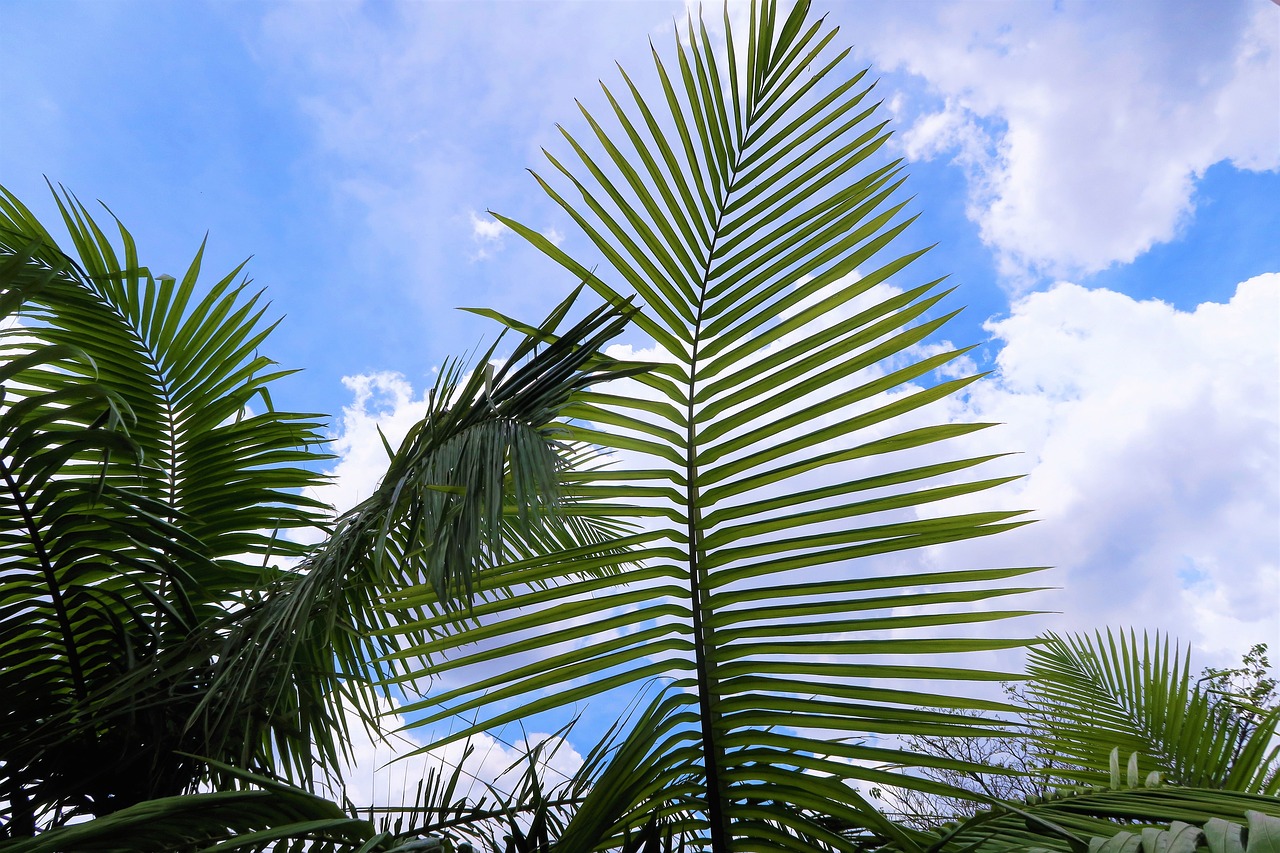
<box><xmin>306</xmin><ymin>371</ymin><xmax>433</xmax><ymax>520</ymax></box>
<box><xmin>469</xmin><ymin>210</ymin><xmax>508</xmax><ymax>260</ymax></box>
<box><xmin>856</xmin><ymin>1</ymin><xmax>1279</xmax><ymax>282</ymax></box>
<box><xmin>470</xmin><ymin>212</ymin><xmax>507</xmax><ymax>243</ymax></box>
<box><xmin>322</xmin><ymin>692</ymin><xmax>583</xmax><ymax>827</ymax></box>
<box><xmin>930</xmin><ymin>273</ymin><xmax>1279</xmax><ymax>664</ymax></box>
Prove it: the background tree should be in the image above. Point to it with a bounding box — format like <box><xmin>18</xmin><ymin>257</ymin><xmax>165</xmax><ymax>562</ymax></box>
<box><xmin>1202</xmin><ymin>644</ymin><xmax>1279</xmax><ymax>764</ymax></box>
<box><xmin>0</xmin><ymin>183</ymin><xmax>638</xmax><ymax>843</ymax></box>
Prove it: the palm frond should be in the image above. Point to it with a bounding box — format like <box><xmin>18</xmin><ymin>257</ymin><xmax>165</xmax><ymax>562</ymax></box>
<box><xmin>1024</xmin><ymin>630</ymin><xmax>1280</xmax><ymax>795</ymax></box>
<box><xmin>380</xmin><ymin>2</ymin><xmax>1044</xmax><ymax>848</ymax></box>
<box><xmin>1</xmin><ymin>182</ymin><xmax>339</xmax><ymax>825</ymax></box>
<box><xmin>0</xmin><ymin>762</ymin><xmax>375</xmax><ymax>853</ymax></box>
<box><xmin>919</xmin><ymin>786</ymin><xmax>1280</xmax><ymax>853</ymax></box>
<box><xmin>182</xmin><ymin>287</ymin><xmax>644</xmax><ymax>789</ymax></box>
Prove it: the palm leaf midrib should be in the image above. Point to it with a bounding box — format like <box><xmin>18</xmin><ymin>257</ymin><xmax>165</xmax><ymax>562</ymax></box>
<box><xmin>685</xmin><ymin>86</ymin><xmax>780</xmax><ymax>843</ymax></box>
<box><xmin>0</xmin><ymin>454</ymin><xmax>87</xmax><ymax>695</ymax></box>
<box><xmin>129</xmin><ymin>315</ymin><xmax>182</xmax><ymax>519</ymax></box>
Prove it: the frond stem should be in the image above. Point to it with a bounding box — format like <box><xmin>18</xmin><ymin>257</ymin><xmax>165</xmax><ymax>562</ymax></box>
<box><xmin>0</xmin><ymin>457</ymin><xmax>87</xmax><ymax>697</ymax></box>
<box><xmin>686</xmin><ymin>94</ymin><xmax>750</xmax><ymax>853</ymax></box>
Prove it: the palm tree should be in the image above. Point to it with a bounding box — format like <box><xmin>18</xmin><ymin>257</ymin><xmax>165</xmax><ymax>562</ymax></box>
<box><xmin>5</xmin><ymin>1</ymin><xmax>1277</xmax><ymax>850</ymax></box>
<box><xmin>0</xmin><ymin>181</ymin><xmax>638</xmax><ymax>845</ymax></box>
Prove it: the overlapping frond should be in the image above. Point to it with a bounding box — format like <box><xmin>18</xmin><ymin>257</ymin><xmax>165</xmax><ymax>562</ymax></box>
<box><xmin>918</xmin><ymin>786</ymin><xmax>1280</xmax><ymax>853</ymax></box>
<box><xmin>0</xmin><ymin>183</ymin><xmax>328</xmax><ymax>826</ymax></box>
<box><xmin>185</xmin><ymin>289</ymin><xmax>645</xmax><ymax>784</ymax></box>
<box><xmin>381</xmin><ymin>2</ymin><xmax>1043</xmax><ymax>848</ymax></box>
<box><xmin>1</xmin><ymin>763</ymin><xmax>376</xmax><ymax>853</ymax></box>
<box><xmin>1024</xmin><ymin>630</ymin><xmax>1280</xmax><ymax>795</ymax></box>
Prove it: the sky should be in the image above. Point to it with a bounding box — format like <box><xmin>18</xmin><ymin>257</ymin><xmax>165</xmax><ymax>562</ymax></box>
<box><xmin>3</xmin><ymin>0</ymin><xmax>1278</xmax><ymax>811</ymax></box>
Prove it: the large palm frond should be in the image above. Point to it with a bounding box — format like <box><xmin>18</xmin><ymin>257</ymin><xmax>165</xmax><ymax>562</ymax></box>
<box><xmin>2</xmin><ymin>763</ymin><xmax>376</xmax><ymax>853</ymax></box>
<box><xmin>1023</xmin><ymin>630</ymin><xmax>1280</xmax><ymax>795</ymax></box>
<box><xmin>381</xmin><ymin>2</ymin><xmax>1045</xmax><ymax>848</ymax></box>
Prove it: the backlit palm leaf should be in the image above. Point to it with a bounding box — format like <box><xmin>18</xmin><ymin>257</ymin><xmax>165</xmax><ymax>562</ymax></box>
<box><xmin>0</xmin><ymin>184</ymin><xmax>329</xmax><ymax>826</ymax></box>
<box><xmin>0</xmin><ymin>183</ymin><xmax>641</xmax><ymax>835</ymax></box>
<box><xmin>187</xmin><ymin>288</ymin><xmax>644</xmax><ymax>784</ymax></box>
<box><xmin>921</xmin><ymin>786</ymin><xmax>1280</xmax><ymax>853</ymax></box>
<box><xmin>381</xmin><ymin>2</ymin><xmax>1045</xmax><ymax>849</ymax></box>
<box><xmin>1024</xmin><ymin>630</ymin><xmax>1280</xmax><ymax>795</ymax></box>
<box><xmin>2</xmin><ymin>763</ymin><xmax>375</xmax><ymax>853</ymax></box>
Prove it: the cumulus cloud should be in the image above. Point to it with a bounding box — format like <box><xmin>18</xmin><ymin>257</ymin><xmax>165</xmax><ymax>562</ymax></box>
<box><xmin>306</xmin><ymin>371</ymin><xmax>436</xmax><ymax>519</ymax></box>
<box><xmin>853</xmin><ymin>0</ymin><xmax>1278</xmax><ymax>282</ymax></box>
<box><xmin>930</xmin><ymin>273</ymin><xmax>1279</xmax><ymax>662</ymax></box>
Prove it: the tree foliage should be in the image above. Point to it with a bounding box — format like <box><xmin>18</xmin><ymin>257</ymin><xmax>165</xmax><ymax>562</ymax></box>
<box><xmin>2</xmin><ymin>1</ymin><xmax>1276</xmax><ymax>850</ymax></box>
<box><xmin>0</xmin><ymin>182</ymin><xmax>638</xmax><ymax>840</ymax></box>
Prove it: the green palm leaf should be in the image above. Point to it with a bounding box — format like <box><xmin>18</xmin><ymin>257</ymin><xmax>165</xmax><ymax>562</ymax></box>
<box><xmin>1</xmin><ymin>182</ymin><xmax>644</xmax><ymax>835</ymax></box>
<box><xmin>182</xmin><ymin>288</ymin><xmax>645</xmax><ymax>785</ymax></box>
<box><xmin>0</xmin><ymin>185</ymin><xmax>310</xmax><ymax>826</ymax></box>
<box><xmin>920</xmin><ymin>787</ymin><xmax>1280</xmax><ymax>853</ymax></box>
<box><xmin>0</xmin><ymin>762</ymin><xmax>376</xmax><ymax>853</ymax></box>
<box><xmin>1024</xmin><ymin>630</ymin><xmax>1280</xmax><ymax>795</ymax></box>
<box><xmin>381</xmin><ymin>2</ymin><xmax>1044</xmax><ymax>848</ymax></box>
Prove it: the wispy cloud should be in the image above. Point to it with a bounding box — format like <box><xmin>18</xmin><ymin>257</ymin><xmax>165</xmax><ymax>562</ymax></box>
<box><xmin>469</xmin><ymin>210</ymin><xmax>508</xmax><ymax>260</ymax></box>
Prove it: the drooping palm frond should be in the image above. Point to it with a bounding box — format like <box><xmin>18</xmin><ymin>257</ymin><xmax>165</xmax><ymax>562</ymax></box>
<box><xmin>1</xmin><ymin>183</ymin><xmax>643</xmax><ymax>836</ymax></box>
<box><xmin>380</xmin><ymin>2</ymin><xmax>1046</xmax><ymax>848</ymax></box>
<box><xmin>1</xmin><ymin>762</ymin><xmax>376</xmax><ymax>853</ymax></box>
<box><xmin>1024</xmin><ymin>630</ymin><xmax>1280</xmax><ymax>795</ymax></box>
<box><xmin>184</xmin><ymin>287</ymin><xmax>646</xmax><ymax>786</ymax></box>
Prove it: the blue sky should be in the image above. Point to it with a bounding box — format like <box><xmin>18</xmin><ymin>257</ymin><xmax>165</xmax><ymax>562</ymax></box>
<box><xmin>3</xmin><ymin>0</ymin><xmax>1278</xmax><ymax>803</ymax></box>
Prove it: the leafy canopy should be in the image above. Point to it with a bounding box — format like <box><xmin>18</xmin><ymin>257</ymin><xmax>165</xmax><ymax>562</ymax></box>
<box><xmin>3</xmin><ymin>0</ymin><xmax>1277</xmax><ymax>851</ymax></box>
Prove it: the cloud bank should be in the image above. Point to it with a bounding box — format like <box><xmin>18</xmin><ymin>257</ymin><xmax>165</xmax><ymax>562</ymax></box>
<box><xmin>934</xmin><ymin>273</ymin><xmax>1279</xmax><ymax>659</ymax></box>
<box><xmin>853</xmin><ymin>0</ymin><xmax>1278</xmax><ymax>282</ymax></box>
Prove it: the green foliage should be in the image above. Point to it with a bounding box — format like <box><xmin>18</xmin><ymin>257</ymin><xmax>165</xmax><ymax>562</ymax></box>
<box><xmin>1084</xmin><ymin>811</ymin><xmax>1280</xmax><ymax>853</ymax></box>
<box><xmin>3</xmin><ymin>1</ymin><xmax>1275</xmax><ymax>850</ymax></box>
<box><xmin>2</xmin><ymin>763</ymin><xmax>375</xmax><ymax>853</ymax></box>
<box><xmin>911</xmin><ymin>788</ymin><xmax>1280</xmax><ymax>853</ymax></box>
<box><xmin>1025</xmin><ymin>631</ymin><xmax>1280</xmax><ymax>795</ymax></box>
<box><xmin>378</xmin><ymin>1</ymin><xmax>1045</xmax><ymax>848</ymax></box>
<box><xmin>1202</xmin><ymin>644</ymin><xmax>1279</xmax><ymax>731</ymax></box>
<box><xmin>0</xmin><ymin>183</ymin><xmax>333</xmax><ymax>826</ymax></box>
<box><xmin>0</xmin><ymin>181</ymin><xmax>638</xmax><ymax>842</ymax></box>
